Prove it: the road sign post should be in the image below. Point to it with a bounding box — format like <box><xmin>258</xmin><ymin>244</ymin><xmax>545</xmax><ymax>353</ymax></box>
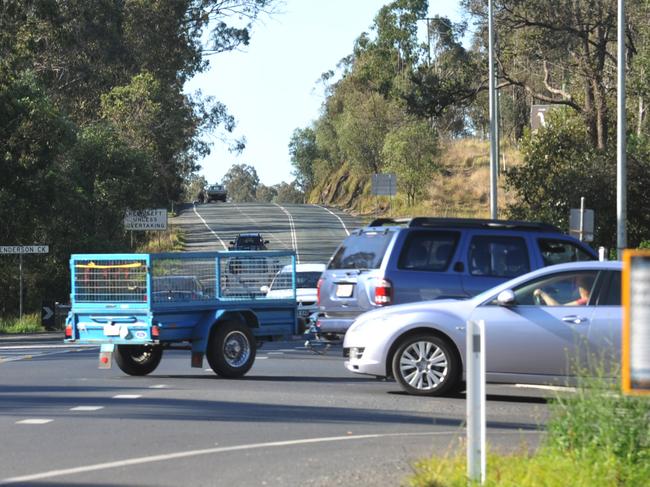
<box><xmin>466</xmin><ymin>319</ymin><xmax>486</xmax><ymax>483</ymax></box>
<box><xmin>622</xmin><ymin>250</ymin><xmax>650</xmax><ymax>395</ymax></box>
<box><xmin>371</xmin><ymin>174</ymin><xmax>397</xmax><ymax>218</ymax></box>
<box><xmin>0</xmin><ymin>245</ymin><xmax>49</xmax><ymax>320</ymax></box>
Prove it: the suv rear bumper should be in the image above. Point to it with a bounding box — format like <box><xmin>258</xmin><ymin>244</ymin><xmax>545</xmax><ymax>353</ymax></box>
<box><xmin>317</xmin><ymin>316</ymin><xmax>355</xmax><ymax>335</ymax></box>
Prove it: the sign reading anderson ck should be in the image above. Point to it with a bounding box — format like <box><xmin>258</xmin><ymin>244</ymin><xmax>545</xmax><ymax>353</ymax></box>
<box><xmin>124</xmin><ymin>209</ymin><xmax>168</xmax><ymax>231</ymax></box>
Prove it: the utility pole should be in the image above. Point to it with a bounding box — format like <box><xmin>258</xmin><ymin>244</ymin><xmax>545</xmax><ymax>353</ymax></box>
<box><xmin>617</xmin><ymin>0</ymin><xmax>627</xmax><ymax>258</ymax></box>
<box><xmin>488</xmin><ymin>0</ymin><xmax>498</xmax><ymax>219</ymax></box>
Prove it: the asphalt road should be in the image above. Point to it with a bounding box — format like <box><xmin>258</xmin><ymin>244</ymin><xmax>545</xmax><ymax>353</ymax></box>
<box><xmin>175</xmin><ymin>201</ymin><xmax>363</xmax><ymax>263</ymax></box>
<box><xmin>0</xmin><ymin>203</ymin><xmax>555</xmax><ymax>486</ymax></box>
<box><xmin>0</xmin><ymin>335</ymin><xmax>550</xmax><ymax>487</ymax></box>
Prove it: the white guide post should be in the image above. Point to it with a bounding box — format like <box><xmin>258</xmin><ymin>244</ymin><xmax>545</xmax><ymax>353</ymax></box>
<box><xmin>467</xmin><ymin>319</ymin><xmax>486</xmax><ymax>484</ymax></box>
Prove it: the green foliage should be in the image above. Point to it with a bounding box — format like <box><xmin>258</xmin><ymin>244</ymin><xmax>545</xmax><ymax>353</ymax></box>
<box><xmin>0</xmin><ymin>314</ymin><xmax>42</xmax><ymax>334</ymax></box>
<box><xmin>505</xmin><ymin>111</ymin><xmax>650</xmax><ymax>248</ymax></box>
<box><xmin>274</xmin><ymin>182</ymin><xmax>304</xmax><ymax>204</ymax></box>
<box><xmin>406</xmin><ymin>372</ymin><xmax>650</xmax><ymax>487</ymax></box>
<box><xmin>0</xmin><ymin>1</ymin><xmax>275</xmax><ymax>318</ymax></box>
<box><xmin>289</xmin><ymin>127</ymin><xmax>318</xmax><ymax>192</ymax></box>
<box><xmin>382</xmin><ymin>119</ymin><xmax>439</xmax><ymax>205</ymax></box>
<box><xmin>222</xmin><ymin>163</ymin><xmax>259</xmax><ymax>202</ymax></box>
<box><xmin>255</xmin><ymin>184</ymin><xmax>277</xmax><ymax>203</ymax></box>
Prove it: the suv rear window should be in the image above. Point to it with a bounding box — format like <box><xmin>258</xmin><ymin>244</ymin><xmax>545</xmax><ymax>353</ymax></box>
<box><xmin>328</xmin><ymin>231</ymin><xmax>394</xmax><ymax>270</ymax></box>
<box><xmin>538</xmin><ymin>239</ymin><xmax>595</xmax><ymax>266</ymax></box>
<box><xmin>398</xmin><ymin>231</ymin><xmax>459</xmax><ymax>271</ymax></box>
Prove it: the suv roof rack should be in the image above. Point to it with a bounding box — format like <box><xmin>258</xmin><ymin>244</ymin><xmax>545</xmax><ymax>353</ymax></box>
<box><xmin>367</xmin><ymin>218</ymin><xmax>412</xmax><ymax>227</ymax></box>
<box><xmin>408</xmin><ymin>217</ymin><xmax>560</xmax><ymax>232</ymax></box>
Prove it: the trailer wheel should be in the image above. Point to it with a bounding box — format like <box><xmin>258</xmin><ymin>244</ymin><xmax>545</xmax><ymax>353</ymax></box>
<box><xmin>115</xmin><ymin>345</ymin><xmax>163</xmax><ymax>376</ymax></box>
<box><xmin>206</xmin><ymin>321</ymin><xmax>256</xmax><ymax>378</ymax></box>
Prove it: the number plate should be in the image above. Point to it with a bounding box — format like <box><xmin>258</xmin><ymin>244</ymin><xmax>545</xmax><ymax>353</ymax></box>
<box><xmin>336</xmin><ymin>284</ymin><xmax>354</xmax><ymax>298</ymax></box>
<box><xmin>103</xmin><ymin>323</ymin><xmax>120</xmax><ymax>336</ymax></box>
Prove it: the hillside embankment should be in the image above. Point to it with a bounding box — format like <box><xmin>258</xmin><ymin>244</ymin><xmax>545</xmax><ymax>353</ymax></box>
<box><xmin>308</xmin><ymin>138</ymin><xmax>522</xmax><ymax>220</ymax></box>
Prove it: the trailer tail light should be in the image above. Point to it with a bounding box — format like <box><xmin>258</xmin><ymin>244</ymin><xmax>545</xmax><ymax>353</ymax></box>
<box><xmin>65</xmin><ymin>324</ymin><xmax>73</xmax><ymax>339</ymax></box>
<box><xmin>374</xmin><ymin>279</ymin><xmax>393</xmax><ymax>306</ymax></box>
<box><xmin>151</xmin><ymin>325</ymin><xmax>160</xmax><ymax>338</ymax></box>
<box><xmin>316</xmin><ymin>278</ymin><xmax>323</xmax><ymax>306</ymax></box>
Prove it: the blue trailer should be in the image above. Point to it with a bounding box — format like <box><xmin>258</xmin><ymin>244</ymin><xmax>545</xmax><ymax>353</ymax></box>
<box><xmin>64</xmin><ymin>250</ymin><xmax>297</xmax><ymax>377</ymax></box>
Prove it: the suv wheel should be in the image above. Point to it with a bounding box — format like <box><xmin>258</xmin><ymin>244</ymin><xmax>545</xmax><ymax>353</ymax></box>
<box><xmin>391</xmin><ymin>334</ymin><xmax>459</xmax><ymax>396</ymax></box>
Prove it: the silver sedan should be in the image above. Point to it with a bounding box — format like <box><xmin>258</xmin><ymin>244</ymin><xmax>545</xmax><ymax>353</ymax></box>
<box><xmin>343</xmin><ymin>261</ymin><xmax>622</xmax><ymax>396</ymax></box>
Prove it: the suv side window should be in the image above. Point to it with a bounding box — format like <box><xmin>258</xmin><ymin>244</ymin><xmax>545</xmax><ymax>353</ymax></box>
<box><xmin>538</xmin><ymin>239</ymin><xmax>594</xmax><ymax>266</ymax></box>
<box><xmin>397</xmin><ymin>231</ymin><xmax>459</xmax><ymax>272</ymax></box>
<box><xmin>469</xmin><ymin>236</ymin><xmax>530</xmax><ymax>278</ymax></box>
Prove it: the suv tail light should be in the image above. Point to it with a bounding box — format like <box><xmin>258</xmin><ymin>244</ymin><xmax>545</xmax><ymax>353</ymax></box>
<box><xmin>316</xmin><ymin>278</ymin><xmax>323</xmax><ymax>305</ymax></box>
<box><xmin>374</xmin><ymin>279</ymin><xmax>392</xmax><ymax>305</ymax></box>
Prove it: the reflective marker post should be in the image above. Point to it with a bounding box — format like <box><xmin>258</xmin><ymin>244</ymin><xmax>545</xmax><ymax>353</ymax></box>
<box><xmin>467</xmin><ymin>319</ymin><xmax>486</xmax><ymax>483</ymax></box>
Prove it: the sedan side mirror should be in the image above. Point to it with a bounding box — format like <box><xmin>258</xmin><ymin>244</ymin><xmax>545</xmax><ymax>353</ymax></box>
<box><xmin>496</xmin><ymin>289</ymin><xmax>516</xmax><ymax>307</ymax></box>
<box><xmin>264</xmin><ymin>240</ymin><xmax>269</xmax><ymax>244</ymax></box>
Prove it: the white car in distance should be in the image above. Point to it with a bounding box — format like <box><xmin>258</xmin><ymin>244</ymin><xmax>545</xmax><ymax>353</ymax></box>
<box><xmin>261</xmin><ymin>263</ymin><xmax>326</xmax><ymax>332</ymax></box>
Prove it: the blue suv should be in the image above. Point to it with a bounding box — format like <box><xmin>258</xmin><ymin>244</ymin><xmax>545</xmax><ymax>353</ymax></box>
<box><xmin>316</xmin><ymin>217</ymin><xmax>598</xmax><ymax>336</ymax></box>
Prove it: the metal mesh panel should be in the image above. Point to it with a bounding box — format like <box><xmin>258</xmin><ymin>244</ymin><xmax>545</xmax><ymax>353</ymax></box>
<box><xmin>219</xmin><ymin>254</ymin><xmax>294</xmax><ymax>301</ymax></box>
<box><xmin>74</xmin><ymin>259</ymin><xmax>147</xmax><ymax>303</ymax></box>
<box><xmin>150</xmin><ymin>256</ymin><xmax>216</xmax><ymax>303</ymax></box>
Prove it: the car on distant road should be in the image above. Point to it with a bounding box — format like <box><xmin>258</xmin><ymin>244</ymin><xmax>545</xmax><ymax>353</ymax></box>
<box><xmin>318</xmin><ymin>217</ymin><xmax>597</xmax><ymax>337</ymax></box>
<box><xmin>229</xmin><ymin>233</ymin><xmax>269</xmax><ymax>251</ymax></box>
<box><xmin>261</xmin><ymin>263</ymin><xmax>326</xmax><ymax>332</ymax></box>
<box><xmin>343</xmin><ymin>261</ymin><xmax>621</xmax><ymax>396</ymax></box>
<box><xmin>206</xmin><ymin>184</ymin><xmax>227</xmax><ymax>203</ymax></box>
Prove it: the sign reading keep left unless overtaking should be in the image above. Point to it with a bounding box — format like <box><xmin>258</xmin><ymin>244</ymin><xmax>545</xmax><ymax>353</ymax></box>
<box><xmin>124</xmin><ymin>209</ymin><xmax>168</xmax><ymax>231</ymax></box>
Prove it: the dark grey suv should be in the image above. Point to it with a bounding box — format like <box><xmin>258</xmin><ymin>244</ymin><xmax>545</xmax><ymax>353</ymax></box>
<box><xmin>316</xmin><ymin>217</ymin><xmax>597</xmax><ymax>336</ymax></box>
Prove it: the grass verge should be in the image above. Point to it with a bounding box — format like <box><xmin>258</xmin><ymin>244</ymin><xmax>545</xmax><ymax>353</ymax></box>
<box><xmin>136</xmin><ymin>225</ymin><xmax>186</xmax><ymax>253</ymax></box>
<box><xmin>405</xmin><ymin>374</ymin><xmax>650</xmax><ymax>487</ymax></box>
<box><xmin>0</xmin><ymin>313</ymin><xmax>43</xmax><ymax>334</ymax></box>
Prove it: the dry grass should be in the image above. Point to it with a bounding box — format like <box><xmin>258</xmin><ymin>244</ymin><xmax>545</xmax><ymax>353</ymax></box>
<box><xmin>307</xmin><ymin>138</ymin><xmax>523</xmax><ymax>220</ymax></box>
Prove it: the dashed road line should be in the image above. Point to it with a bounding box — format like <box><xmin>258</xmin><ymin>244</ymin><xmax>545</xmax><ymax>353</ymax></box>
<box><xmin>70</xmin><ymin>406</ymin><xmax>104</xmax><ymax>412</ymax></box>
<box><xmin>112</xmin><ymin>395</ymin><xmax>142</xmax><ymax>399</ymax></box>
<box><xmin>233</xmin><ymin>204</ymin><xmax>290</xmax><ymax>250</ymax></box>
<box><xmin>15</xmin><ymin>419</ymin><xmax>53</xmax><ymax>425</ymax></box>
<box><xmin>149</xmin><ymin>384</ymin><xmax>168</xmax><ymax>389</ymax></box>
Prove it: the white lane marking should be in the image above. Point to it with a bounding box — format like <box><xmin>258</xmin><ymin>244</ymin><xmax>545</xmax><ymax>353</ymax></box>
<box><xmin>149</xmin><ymin>384</ymin><xmax>168</xmax><ymax>389</ymax></box>
<box><xmin>267</xmin><ymin>352</ymin><xmax>284</xmax><ymax>355</ymax></box>
<box><xmin>513</xmin><ymin>384</ymin><xmax>577</xmax><ymax>393</ymax></box>
<box><xmin>0</xmin><ymin>344</ymin><xmax>95</xmax><ymax>350</ymax></box>
<box><xmin>255</xmin><ymin>356</ymin><xmax>268</xmax><ymax>360</ymax></box>
<box><xmin>0</xmin><ymin>431</ymin><xmax>477</xmax><ymax>484</ymax></box>
<box><xmin>193</xmin><ymin>204</ymin><xmax>228</xmax><ymax>250</ymax></box>
<box><xmin>70</xmin><ymin>406</ymin><xmax>104</xmax><ymax>412</ymax></box>
<box><xmin>273</xmin><ymin>203</ymin><xmax>300</xmax><ymax>262</ymax></box>
<box><xmin>312</xmin><ymin>204</ymin><xmax>350</xmax><ymax>236</ymax></box>
<box><xmin>15</xmin><ymin>419</ymin><xmax>53</xmax><ymax>425</ymax></box>
<box><xmin>112</xmin><ymin>395</ymin><xmax>141</xmax><ymax>399</ymax></box>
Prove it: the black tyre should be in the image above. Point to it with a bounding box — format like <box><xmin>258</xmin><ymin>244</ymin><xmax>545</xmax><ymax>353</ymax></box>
<box><xmin>115</xmin><ymin>345</ymin><xmax>163</xmax><ymax>376</ymax></box>
<box><xmin>391</xmin><ymin>334</ymin><xmax>460</xmax><ymax>396</ymax></box>
<box><xmin>206</xmin><ymin>321</ymin><xmax>256</xmax><ymax>378</ymax></box>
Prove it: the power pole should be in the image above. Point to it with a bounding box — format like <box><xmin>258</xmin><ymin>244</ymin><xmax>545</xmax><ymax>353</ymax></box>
<box><xmin>488</xmin><ymin>0</ymin><xmax>498</xmax><ymax>219</ymax></box>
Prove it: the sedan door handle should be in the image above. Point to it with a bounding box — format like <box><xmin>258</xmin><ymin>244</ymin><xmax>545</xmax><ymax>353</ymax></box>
<box><xmin>562</xmin><ymin>315</ymin><xmax>589</xmax><ymax>325</ymax></box>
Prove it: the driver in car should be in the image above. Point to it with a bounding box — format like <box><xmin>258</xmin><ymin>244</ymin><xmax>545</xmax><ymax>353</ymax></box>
<box><xmin>533</xmin><ymin>274</ymin><xmax>593</xmax><ymax>306</ymax></box>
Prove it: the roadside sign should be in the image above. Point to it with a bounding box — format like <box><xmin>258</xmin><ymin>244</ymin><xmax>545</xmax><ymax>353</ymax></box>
<box><xmin>0</xmin><ymin>245</ymin><xmax>49</xmax><ymax>319</ymax></box>
<box><xmin>41</xmin><ymin>301</ymin><xmax>55</xmax><ymax>329</ymax></box>
<box><xmin>622</xmin><ymin>250</ymin><xmax>650</xmax><ymax>395</ymax></box>
<box><xmin>531</xmin><ymin>105</ymin><xmax>552</xmax><ymax>131</ymax></box>
<box><xmin>124</xmin><ymin>209</ymin><xmax>167</xmax><ymax>231</ymax></box>
<box><xmin>371</xmin><ymin>173</ymin><xmax>397</xmax><ymax>196</ymax></box>
<box><xmin>569</xmin><ymin>208</ymin><xmax>595</xmax><ymax>242</ymax></box>
<box><xmin>0</xmin><ymin>245</ymin><xmax>49</xmax><ymax>254</ymax></box>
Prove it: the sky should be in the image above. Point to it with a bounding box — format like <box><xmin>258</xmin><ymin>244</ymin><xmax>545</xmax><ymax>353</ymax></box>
<box><xmin>184</xmin><ymin>1</ymin><xmax>463</xmax><ymax>187</ymax></box>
